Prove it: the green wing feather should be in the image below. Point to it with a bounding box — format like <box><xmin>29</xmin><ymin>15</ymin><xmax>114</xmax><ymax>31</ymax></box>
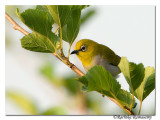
<box><xmin>100</xmin><ymin>44</ymin><xmax>121</xmax><ymax>66</ymax></box>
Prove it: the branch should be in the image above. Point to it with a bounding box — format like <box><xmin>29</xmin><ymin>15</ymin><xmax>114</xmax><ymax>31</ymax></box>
<box><xmin>5</xmin><ymin>13</ymin><xmax>29</xmax><ymax>35</ymax></box>
<box><xmin>5</xmin><ymin>12</ymin><xmax>85</xmax><ymax>80</ymax></box>
<box><xmin>5</xmin><ymin>12</ymin><xmax>134</xmax><ymax>115</ymax></box>
<box><xmin>110</xmin><ymin>98</ymin><xmax>134</xmax><ymax>115</ymax></box>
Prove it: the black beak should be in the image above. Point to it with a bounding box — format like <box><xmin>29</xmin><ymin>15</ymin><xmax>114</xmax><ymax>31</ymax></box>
<box><xmin>71</xmin><ymin>50</ymin><xmax>79</xmax><ymax>55</ymax></box>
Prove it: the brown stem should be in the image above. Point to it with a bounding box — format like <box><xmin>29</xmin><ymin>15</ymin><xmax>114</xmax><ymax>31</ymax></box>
<box><xmin>5</xmin><ymin>13</ymin><xmax>29</xmax><ymax>35</ymax></box>
<box><xmin>52</xmin><ymin>53</ymin><xmax>84</xmax><ymax>77</ymax></box>
<box><xmin>67</xmin><ymin>62</ymin><xmax>84</xmax><ymax>77</ymax></box>
<box><xmin>111</xmin><ymin>98</ymin><xmax>134</xmax><ymax>115</ymax></box>
<box><xmin>5</xmin><ymin>12</ymin><xmax>134</xmax><ymax>115</ymax></box>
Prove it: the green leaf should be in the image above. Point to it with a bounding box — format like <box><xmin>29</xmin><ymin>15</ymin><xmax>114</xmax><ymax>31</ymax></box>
<box><xmin>78</xmin><ymin>66</ymin><xmax>135</xmax><ymax>108</ymax></box>
<box><xmin>134</xmin><ymin>67</ymin><xmax>155</xmax><ymax>101</ymax></box>
<box><xmin>46</xmin><ymin>5</ymin><xmax>71</xmax><ymax>27</ymax></box>
<box><xmin>40</xmin><ymin>63</ymin><xmax>64</xmax><ymax>86</ymax></box>
<box><xmin>41</xmin><ymin>106</ymin><xmax>67</xmax><ymax>115</ymax></box>
<box><xmin>52</xmin><ymin>7</ymin><xmax>81</xmax><ymax>44</ymax></box>
<box><xmin>81</xmin><ymin>9</ymin><xmax>96</xmax><ymax>25</ymax></box>
<box><xmin>116</xmin><ymin>89</ymin><xmax>135</xmax><ymax>109</ymax></box>
<box><xmin>16</xmin><ymin>8</ymin><xmax>60</xmax><ymax>52</ymax></box>
<box><xmin>118</xmin><ymin>57</ymin><xmax>145</xmax><ymax>91</ymax></box>
<box><xmin>78</xmin><ymin>76</ymin><xmax>88</xmax><ymax>91</ymax></box>
<box><xmin>6</xmin><ymin>91</ymin><xmax>38</xmax><ymax>114</ymax></box>
<box><xmin>78</xmin><ymin>76</ymin><xmax>88</xmax><ymax>85</ymax></box>
<box><xmin>16</xmin><ymin>8</ymin><xmax>54</xmax><ymax>37</ymax></box>
<box><xmin>40</xmin><ymin>62</ymin><xmax>54</xmax><ymax>80</ymax></box>
<box><xmin>64</xmin><ymin>77</ymin><xmax>80</xmax><ymax>95</ymax></box>
<box><xmin>60</xmin><ymin>9</ymin><xmax>81</xmax><ymax>44</ymax></box>
<box><xmin>64</xmin><ymin>9</ymin><xmax>81</xmax><ymax>44</ymax></box>
<box><xmin>35</xmin><ymin>5</ymin><xmax>53</xmax><ymax>23</ymax></box>
<box><xmin>21</xmin><ymin>32</ymin><xmax>56</xmax><ymax>53</ymax></box>
<box><xmin>85</xmin><ymin>66</ymin><xmax>120</xmax><ymax>93</ymax></box>
<box><xmin>46</xmin><ymin>5</ymin><xmax>81</xmax><ymax>44</ymax></box>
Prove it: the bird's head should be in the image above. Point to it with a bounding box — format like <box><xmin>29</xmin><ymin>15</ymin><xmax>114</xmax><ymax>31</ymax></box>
<box><xmin>71</xmin><ymin>39</ymin><xmax>99</xmax><ymax>64</ymax></box>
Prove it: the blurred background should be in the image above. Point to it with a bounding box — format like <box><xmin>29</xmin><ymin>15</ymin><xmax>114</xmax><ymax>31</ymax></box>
<box><xmin>5</xmin><ymin>5</ymin><xmax>155</xmax><ymax>115</ymax></box>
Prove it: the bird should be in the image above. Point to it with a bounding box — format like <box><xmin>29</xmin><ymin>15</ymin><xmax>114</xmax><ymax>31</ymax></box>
<box><xmin>71</xmin><ymin>39</ymin><xmax>121</xmax><ymax>77</ymax></box>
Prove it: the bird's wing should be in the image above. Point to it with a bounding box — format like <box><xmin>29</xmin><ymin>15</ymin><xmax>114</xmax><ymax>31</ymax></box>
<box><xmin>100</xmin><ymin>44</ymin><xmax>121</xmax><ymax>66</ymax></box>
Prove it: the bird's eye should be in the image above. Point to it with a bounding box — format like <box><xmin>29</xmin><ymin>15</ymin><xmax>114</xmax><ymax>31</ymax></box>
<box><xmin>81</xmin><ymin>45</ymin><xmax>86</xmax><ymax>52</ymax></box>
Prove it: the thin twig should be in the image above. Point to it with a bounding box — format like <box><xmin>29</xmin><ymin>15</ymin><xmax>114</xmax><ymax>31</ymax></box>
<box><xmin>5</xmin><ymin>13</ymin><xmax>29</xmax><ymax>35</ymax></box>
<box><xmin>5</xmin><ymin>12</ymin><xmax>84</xmax><ymax>77</ymax></box>
<box><xmin>109</xmin><ymin>91</ymin><xmax>134</xmax><ymax>115</ymax></box>
<box><xmin>5</xmin><ymin>12</ymin><xmax>134</xmax><ymax>115</ymax></box>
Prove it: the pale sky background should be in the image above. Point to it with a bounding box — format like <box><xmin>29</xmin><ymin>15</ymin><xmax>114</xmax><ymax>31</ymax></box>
<box><xmin>5</xmin><ymin>5</ymin><xmax>155</xmax><ymax>115</ymax></box>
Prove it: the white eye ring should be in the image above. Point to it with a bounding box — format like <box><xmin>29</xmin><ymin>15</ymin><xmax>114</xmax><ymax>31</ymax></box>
<box><xmin>81</xmin><ymin>45</ymin><xmax>86</xmax><ymax>52</ymax></box>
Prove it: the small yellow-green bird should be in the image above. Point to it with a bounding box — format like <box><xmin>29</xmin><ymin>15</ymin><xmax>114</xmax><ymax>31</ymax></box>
<box><xmin>71</xmin><ymin>39</ymin><xmax>121</xmax><ymax>77</ymax></box>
